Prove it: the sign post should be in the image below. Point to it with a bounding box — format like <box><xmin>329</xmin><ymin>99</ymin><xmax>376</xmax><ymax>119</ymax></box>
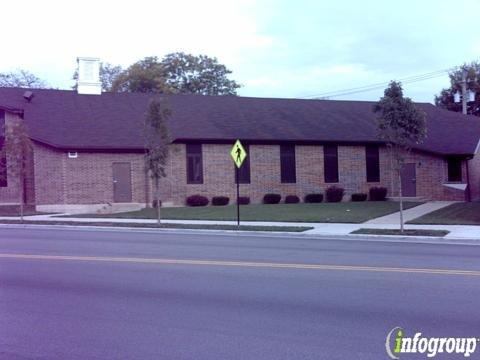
<box><xmin>236</xmin><ymin>166</ymin><xmax>240</xmax><ymax>227</ymax></box>
<box><xmin>230</xmin><ymin>140</ymin><xmax>247</xmax><ymax>229</ymax></box>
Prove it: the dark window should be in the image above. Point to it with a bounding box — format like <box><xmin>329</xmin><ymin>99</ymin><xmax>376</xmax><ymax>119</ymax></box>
<box><xmin>447</xmin><ymin>158</ymin><xmax>462</xmax><ymax>182</ymax></box>
<box><xmin>0</xmin><ymin>109</ymin><xmax>4</xmax><ymax>136</ymax></box>
<box><xmin>280</xmin><ymin>145</ymin><xmax>296</xmax><ymax>183</ymax></box>
<box><xmin>235</xmin><ymin>144</ymin><xmax>250</xmax><ymax>184</ymax></box>
<box><xmin>324</xmin><ymin>145</ymin><xmax>339</xmax><ymax>183</ymax></box>
<box><xmin>366</xmin><ymin>145</ymin><xmax>380</xmax><ymax>182</ymax></box>
<box><xmin>186</xmin><ymin>144</ymin><xmax>203</xmax><ymax>184</ymax></box>
<box><xmin>0</xmin><ymin>110</ymin><xmax>6</xmax><ymax>187</ymax></box>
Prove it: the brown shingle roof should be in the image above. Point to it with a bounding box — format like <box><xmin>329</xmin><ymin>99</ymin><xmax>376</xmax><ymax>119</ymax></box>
<box><xmin>0</xmin><ymin>87</ymin><xmax>479</xmax><ymax>156</ymax></box>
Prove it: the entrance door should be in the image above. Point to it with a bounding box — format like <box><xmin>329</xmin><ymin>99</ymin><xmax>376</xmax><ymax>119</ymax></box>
<box><xmin>112</xmin><ymin>162</ymin><xmax>132</xmax><ymax>202</ymax></box>
<box><xmin>400</xmin><ymin>163</ymin><xmax>416</xmax><ymax>197</ymax></box>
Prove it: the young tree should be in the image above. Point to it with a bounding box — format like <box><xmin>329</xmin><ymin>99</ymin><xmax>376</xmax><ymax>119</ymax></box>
<box><xmin>144</xmin><ymin>98</ymin><xmax>171</xmax><ymax>225</ymax></box>
<box><xmin>435</xmin><ymin>62</ymin><xmax>480</xmax><ymax>116</ymax></box>
<box><xmin>0</xmin><ymin>120</ymin><xmax>34</xmax><ymax>221</ymax></box>
<box><xmin>0</xmin><ymin>69</ymin><xmax>48</xmax><ymax>88</ymax></box>
<box><xmin>373</xmin><ymin>81</ymin><xmax>426</xmax><ymax>232</ymax></box>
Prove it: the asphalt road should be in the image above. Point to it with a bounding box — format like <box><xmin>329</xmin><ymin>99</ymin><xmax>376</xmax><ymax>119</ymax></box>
<box><xmin>1</xmin><ymin>227</ymin><xmax>480</xmax><ymax>360</ymax></box>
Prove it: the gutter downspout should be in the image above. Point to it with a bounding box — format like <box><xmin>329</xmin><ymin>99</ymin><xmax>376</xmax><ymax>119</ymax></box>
<box><xmin>466</xmin><ymin>157</ymin><xmax>472</xmax><ymax>202</ymax></box>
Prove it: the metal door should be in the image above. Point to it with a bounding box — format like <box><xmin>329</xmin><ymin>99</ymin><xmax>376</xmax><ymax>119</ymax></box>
<box><xmin>400</xmin><ymin>163</ymin><xmax>416</xmax><ymax>197</ymax></box>
<box><xmin>112</xmin><ymin>162</ymin><xmax>132</xmax><ymax>202</ymax></box>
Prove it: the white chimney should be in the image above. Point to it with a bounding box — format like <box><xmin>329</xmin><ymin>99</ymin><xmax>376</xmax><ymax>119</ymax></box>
<box><xmin>77</xmin><ymin>57</ymin><xmax>101</xmax><ymax>95</ymax></box>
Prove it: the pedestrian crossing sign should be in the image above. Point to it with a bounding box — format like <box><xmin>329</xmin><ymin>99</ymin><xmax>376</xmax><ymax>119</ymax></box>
<box><xmin>230</xmin><ymin>139</ymin><xmax>247</xmax><ymax>168</ymax></box>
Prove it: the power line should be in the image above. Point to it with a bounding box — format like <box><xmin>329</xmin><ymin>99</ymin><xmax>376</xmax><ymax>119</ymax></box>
<box><xmin>301</xmin><ymin>67</ymin><xmax>453</xmax><ymax>99</ymax></box>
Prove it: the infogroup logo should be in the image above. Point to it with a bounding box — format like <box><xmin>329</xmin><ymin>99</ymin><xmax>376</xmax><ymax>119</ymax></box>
<box><xmin>385</xmin><ymin>327</ymin><xmax>479</xmax><ymax>359</ymax></box>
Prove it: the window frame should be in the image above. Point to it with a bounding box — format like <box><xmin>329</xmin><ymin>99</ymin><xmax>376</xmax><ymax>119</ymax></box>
<box><xmin>365</xmin><ymin>145</ymin><xmax>380</xmax><ymax>183</ymax></box>
<box><xmin>447</xmin><ymin>157</ymin><xmax>462</xmax><ymax>182</ymax></box>
<box><xmin>280</xmin><ymin>144</ymin><xmax>296</xmax><ymax>184</ymax></box>
<box><xmin>186</xmin><ymin>143</ymin><xmax>203</xmax><ymax>184</ymax></box>
<box><xmin>323</xmin><ymin>144</ymin><xmax>339</xmax><ymax>183</ymax></box>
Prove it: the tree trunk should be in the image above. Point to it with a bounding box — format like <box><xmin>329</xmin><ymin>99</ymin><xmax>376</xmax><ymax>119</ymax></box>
<box><xmin>19</xmin><ymin>178</ymin><xmax>24</xmax><ymax>223</ymax></box>
<box><xmin>154</xmin><ymin>178</ymin><xmax>161</xmax><ymax>226</ymax></box>
<box><xmin>397</xmin><ymin>170</ymin><xmax>404</xmax><ymax>233</ymax></box>
<box><xmin>389</xmin><ymin>148</ymin><xmax>395</xmax><ymax>196</ymax></box>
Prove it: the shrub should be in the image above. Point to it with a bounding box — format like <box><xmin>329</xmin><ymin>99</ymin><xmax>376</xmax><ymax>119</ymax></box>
<box><xmin>369</xmin><ymin>186</ymin><xmax>388</xmax><ymax>201</ymax></box>
<box><xmin>152</xmin><ymin>199</ymin><xmax>162</xmax><ymax>208</ymax></box>
<box><xmin>326</xmin><ymin>186</ymin><xmax>345</xmax><ymax>202</ymax></box>
<box><xmin>263</xmin><ymin>193</ymin><xmax>282</xmax><ymax>204</ymax></box>
<box><xmin>304</xmin><ymin>193</ymin><xmax>324</xmax><ymax>203</ymax></box>
<box><xmin>285</xmin><ymin>195</ymin><xmax>300</xmax><ymax>204</ymax></box>
<box><xmin>237</xmin><ymin>196</ymin><xmax>250</xmax><ymax>205</ymax></box>
<box><xmin>186</xmin><ymin>194</ymin><xmax>209</xmax><ymax>207</ymax></box>
<box><xmin>212</xmin><ymin>196</ymin><xmax>230</xmax><ymax>206</ymax></box>
<box><xmin>351</xmin><ymin>193</ymin><xmax>367</xmax><ymax>202</ymax></box>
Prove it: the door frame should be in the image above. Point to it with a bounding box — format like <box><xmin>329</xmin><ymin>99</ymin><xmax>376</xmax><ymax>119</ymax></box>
<box><xmin>112</xmin><ymin>162</ymin><xmax>133</xmax><ymax>203</ymax></box>
<box><xmin>400</xmin><ymin>163</ymin><xmax>416</xmax><ymax>197</ymax></box>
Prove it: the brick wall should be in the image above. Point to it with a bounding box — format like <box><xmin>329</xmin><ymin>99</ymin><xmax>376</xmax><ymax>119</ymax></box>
<box><xmin>15</xmin><ymin>141</ymin><xmax>468</xmax><ymax>208</ymax></box>
<box><xmin>159</xmin><ymin>143</ymin><xmax>466</xmax><ymax>205</ymax></box>
<box><xmin>33</xmin><ymin>143</ymin><xmax>148</xmax><ymax>205</ymax></box>
<box><xmin>387</xmin><ymin>150</ymin><xmax>467</xmax><ymax>201</ymax></box>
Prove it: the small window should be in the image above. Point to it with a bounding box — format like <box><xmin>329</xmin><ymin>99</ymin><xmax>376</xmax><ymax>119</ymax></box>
<box><xmin>366</xmin><ymin>145</ymin><xmax>380</xmax><ymax>182</ymax></box>
<box><xmin>186</xmin><ymin>144</ymin><xmax>203</xmax><ymax>184</ymax></box>
<box><xmin>68</xmin><ymin>151</ymin><xmax>78</xmax><ymax>159</ymax></box>
<box><xmin>280</xmin><ymin>145</ymin><xmax>296</xmax><ymax>183</ymax></box>
<box><xmin>235</xmin><ymin>144</ymin><xmax>250</xmax><ymax>184</ymax></box>
<box><xmin>447</xmin><ymin>158</ymin><xmax>462</xmax><ymax>182</ymax></box>
<box><xmin>324</xmin><ymin>145</ymin><xmax>339</xmax><ymax>183</ymax></box>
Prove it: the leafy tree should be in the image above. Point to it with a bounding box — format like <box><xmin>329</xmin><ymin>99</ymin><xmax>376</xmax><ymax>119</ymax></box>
<box><xmin>435</xmin><ymin>62</ymin><xmax>480</xmax><ymax>116</ymax></box>
<box><xmin>144</xmin><ymin>98</ymin><xmax>171</xmax><ymax>225</ymax></box>
<box><xmin>0</xmin><ymin>120</ymin><xmax>34</xmax><ymax>221</ymax></box>
<box><xmin>110</xmin><ymin>54</ymin><xmax>241</xmax><ymax>95</ymax></box>
<box><xmin>111</xmin><ymin>57</ymin><xmax>172</xmax><ymax>93</ymax></box>
<box><xmin>72</xmin><ymin>62</ymin><xmax>123</xmax><ymax>92</ymax></box>
<box><xmin>161</xmin><ymin>52</ymin><xmax>241</xmax><ymax>95</ymax></box>
<box><xmin>0</xmin><ymin>70</ymin><xmax>48</xmax><ymax>88</ymax></box>
<box><xmin>374</xmin><ymin>81</ymin><xmax>426</xmax><ymax>232</ymax></box>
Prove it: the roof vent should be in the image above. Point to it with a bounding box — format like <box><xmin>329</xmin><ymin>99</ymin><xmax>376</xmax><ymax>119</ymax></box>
<box><xmin>77</xmin><ymin>57</ymin><xmax>101</xmax><ymax>95</ymax></box>
<box><xmin>23</xmin><ymin>90</ymin><xmax>34</xmax><ymax>102</ymax></box>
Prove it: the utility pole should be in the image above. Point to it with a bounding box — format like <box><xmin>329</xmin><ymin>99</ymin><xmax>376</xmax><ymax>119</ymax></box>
<box><xmin>461</xmin><ymin>69</ymin><xmax>468</xmax><ymax>115</ymax></box>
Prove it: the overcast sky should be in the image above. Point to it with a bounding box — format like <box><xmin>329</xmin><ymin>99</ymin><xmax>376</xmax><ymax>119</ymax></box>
<box><xmin>1</xmin><ymin>0</ymin><xmax>478</xmax><ymax>103</ymax></box>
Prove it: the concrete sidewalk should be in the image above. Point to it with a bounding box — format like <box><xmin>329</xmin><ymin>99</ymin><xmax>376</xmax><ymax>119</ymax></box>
<box><xmin>364</xmin><ymin>201</ymin><xmax>455</xmax><ymax>224</ymax></box>
<box><xmin>1</xmin><ymin>211</ymin><xmax>479</xmax><ymax>240</ymax></box>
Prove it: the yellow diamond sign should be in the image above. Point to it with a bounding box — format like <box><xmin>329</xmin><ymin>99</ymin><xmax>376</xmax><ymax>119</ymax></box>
<box><xmin>230</xmin><ymin>139</ymin><xmax>247</xmax><ymax>168</ymax></box>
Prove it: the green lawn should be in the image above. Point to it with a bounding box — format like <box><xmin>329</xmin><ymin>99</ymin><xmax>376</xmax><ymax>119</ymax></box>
<box><xmin>351</xmin><ymin>228</ymin><xmax>449</xmax><ymax>237</ymax></box>
<box><xmin>60</xmin><ymin>201</ymin><xmax>423</xmax><ymax>223</ymax></box>
<box><xmin>408</xmin><ymin>202</ymin><xmax>480</xmax><ymax>225</ymax></box>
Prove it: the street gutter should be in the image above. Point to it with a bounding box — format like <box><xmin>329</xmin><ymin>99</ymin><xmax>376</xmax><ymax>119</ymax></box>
<box><xmin>1</xmin><ymin>223</ymin><xmax>480</xmax><ymax>246</ymax></box>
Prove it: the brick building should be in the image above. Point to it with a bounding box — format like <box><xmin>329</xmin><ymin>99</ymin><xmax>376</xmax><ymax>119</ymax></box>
<box><xmin>1</xmin><ymin>86</ymin><xmax>480</xmax><ymax>213</ymax></box>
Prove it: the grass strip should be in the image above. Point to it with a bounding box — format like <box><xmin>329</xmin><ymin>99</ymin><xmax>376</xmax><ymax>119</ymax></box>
<box><xmin>350</xmin><ymin>228</ymin><xmax>449</xmax><ymax>237</ymax></box>
<box><xmin>0</xmin><ymin>220</ymin><xmax>312</xmax><ymax>232</ymax></box>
